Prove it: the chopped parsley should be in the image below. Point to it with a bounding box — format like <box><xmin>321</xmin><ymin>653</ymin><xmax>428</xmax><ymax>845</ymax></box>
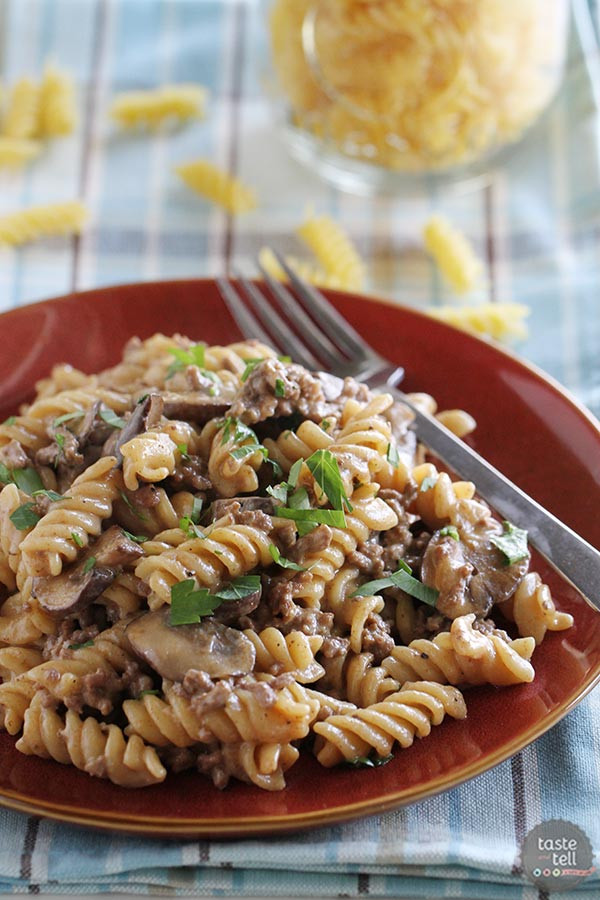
<box><xmin>266</xmin><ymin>482</ymin><xmax>288</xmax><ymax>504</ymax></box>
<box><xmin>32</xmin><ymin>489</ymin><xmax>67</xmax><ymax>502</ymax></box>
<box><xmin>230</xmin><ymin>444</ymin><xmax>268</xmax><ymax>462</ymax></box>
<box><xmin>11</xmin><ymin>467</ymin><xmax>44</xmax><ymax>495</ymax></box>
<box><xmin>190</xmin><ymin>497</ymin><xmax>204</xmax><ymax>524</ymax></box>
<box><xmin>278</xmin><ymin>355</ymin><xmax>292</xmax><ymax>363</ymax></box>
<box><xmin>277</xmin><ymin>507</ymin><xmax>346</xmax><ymax>528</ymax></box>
<box><xmin>137</xmin><ymin>689</ymin><xmax>161</xmax><ymax>699</ymax></box>
<box><xmin>288</xmin><ymin>458</ymin><xmax>303</xmax><ymax>488</ymax></box>
<box><xmin>166</xmin><ymin>343</ymin><xmax>207</xmax><ymax>378</ymax></box>
<box><xmin>351</xmin><ymin>560</ymin><xmax>439</xmax><ymax>608</ymax></box>
<box><xmin>268</xmin><ymin>543</ymin><xmax>305</xmax><ymax>571</ymax></box>
<box><xmin>274</xmin><ymin>378</ymin><xmax>286</xmax><ymax>398</ymax></box>
<box><xmin>53</xmin><ymin>410</ymin><xmax>85</xmax><ymax>428</ymax></box>
<box><xmin>240</xmin><ymin>358</ymin><xmax>264</xmax><ymax>382</ymax></box>
<box><xmin>55</xmin><ymin>432</ymin><xmax>65</xmax><ymax>452</ymax></box>
<box><xmin>420</xmin><ymin>475</ymin><xmax>438</xmax><ymax>492</ymax></box>
<box><xmin>71</xmin><ymin>531</ymin><xmax>84</xmax><ymax>547</ymax></box>
<box><xmin>305</xmin><ymin>449</ymin><xmax>352</xmax><ymax>512</ymax></box>
<box><xmin>320</xmin><ymin>419</ymin><xmax>332</xmax><ymax>432</ymax></box>
<box><xmin>99</xmin><ymin>407</ymin><xmax>125</xmax><ymax>429</ymax></box>
<box><xmin>179</xmin><ymin>516</ymin><xmax>202</xmax><ymax>539</ymax></box>
<box><xmin>9</xmin><ymin>502</ymin><xmax>41</xmax><ymax>530</ymax></box>
<box><xmin>169</xmin><ymin>575</ymin><xmax>260</xmax><ymax>626</ymax></box>
<box><xmin>119</xmin><ymin>490</ymin><xmax>148</xmax><ymax>521</ymax></box>
<box><xmin>0</xmin><ymin>463</ymin><xmax>10</xmax><ymax>485</ymax></box>
<box><xmin>386</xmin><ymin>442</ymin><xmax>400</xmax><ymax>469</ymax></box>
<box><xmin>69</xmin><ymin>639</ymin><xmax>94</xmax><ymax>651</ymax></box>
<box><xmin>83</xmin><ymin>556</ymin><xmax>96</xmax><ymax>574</ymax></box>
<box><xmin>177</xmin><ymin>443</ymin><xmax>189</xmax><ymax>459</ymax></box>
<box><xmin>2</xmin><ymin>415</ymin><xmax>16</xmax><ymax>426</ymax></box>
<box><xmin>439</xmin><ymin>525</ymin><xmax>460</xmax><ymax>541</ymax></box>
<box><xmin>121</xmin><ymin>529</ymin><xmax>148</xmax><ymax>544</ymax></box>
<box><xmin>490</xmin><ymin>520</ymin><xmax>530</xmax><ymax>565</ymax></box>
<box><xmin>344</xmin><ymin>753</ymin><xmax>394</xmax><ymax>769</ymax></box>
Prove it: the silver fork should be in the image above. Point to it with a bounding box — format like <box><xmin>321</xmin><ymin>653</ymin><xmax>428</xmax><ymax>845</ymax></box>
<box><xmin>217</xmin><ymin>254</ymin><xmax>600</xmax><ymax>612</ymax></box>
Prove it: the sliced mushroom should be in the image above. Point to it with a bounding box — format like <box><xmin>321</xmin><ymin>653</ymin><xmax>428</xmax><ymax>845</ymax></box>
<box><xmin>213</xmin><ymin>586</ymin><xmax>262</xmax><ymax>625</ymax></box>
<box><xmin>109</xmin><ymin>394</ymin><xmax>163</xmax><ymax>464</ymax></box>
<box><xmin>126</xmin><ymin>608</ymin><xmax>256</xmax><ymax>681</ymax></box>
<box><xmin>160</xmin><ymin>393</ymin><xmax>230</xmax><ymax>423</ymax></box>
<box><xmin>32</xmin><ymin>563</ymin><xmax>115</xmax><ymax>617</ymax></box>
<box><xmin>211</xmin><ymin>496</ymin><xmax>276</xmax><ymax>521</ymax></box>
<box><xmin>31</xmin><ymin>526</ymin><xmax>144</xmax><ymax>617</ymax></box>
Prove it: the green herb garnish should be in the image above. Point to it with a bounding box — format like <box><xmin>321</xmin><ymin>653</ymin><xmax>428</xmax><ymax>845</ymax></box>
<box><xmin>55</xmin><ymin>433</ymin><xmax>65</xmax><ymax>452</ymax></box>
<box><xmin>268</xmin><ymin>543</ymin><xmax>305</xmax><ymax>571</ymax></box>
<box><xmin>12</xmin><ymin>468</ymin><xmax>44</xmax><ymax>496</ymax></box>
<box><xmin>439</xmin><ymin>525</ymin><xmax>460</xmax><ymax>541</ymax></box>
<box><xmin>305</xmin><ymin>449</ymin><xmax>352</xmax><ymax>512</ymax></box>
<box><xmin>420</xmin><ymin>475</ymin><xmax>438</xmax><ymax>492</ymax></box>
<box><xmin>122</xmin><ymin>529</ymin><xmax>148</xmax><ymax>544</ymax></box>
<box><xmin>288</xmin><ymin>458</ymin><xmax>303</xmax><ymax>488</ymax></box>
<box><xmin>277</xmin><ymin>507</ymin><xmax>346</xmax><ymax>528</ymax></box>
<box><xmin>179</xmin><ymin>516</ymin><xmax>202</xmax><ymax>539</ymax></box>
<box><xmin>83</xmin><ymin>556</ymin><xmax>96</xmax><ymax>574</ymax></box>
<box><xmin>177</xmin><ymin>443</ymin><xmax>189</xmax><ymax>459</ymax></box>
<box><xmin>240</xmin><ymin>358</ymin><xmax>264</xmax><ymax>382</ymax></box>
<box><xmin>386</xmin><ymin>442</ymin><xmax>400</xmax><ymax>469</ymax></box>
<box><xmin>119</xmin><ymin>490</ymin><xmax>148</xmax><ymax>521</ymax></box>
<box><xmin>266</xmin><ymin>482</ymin><xmax>288</xmax><ymax>504</ymax></box>
<box><xmin>344</xmin><ymin>753</ymin><xmax>394</xmax><ymax>769</ymax></box>
<box><xmin>32</xmin><ymin>489</ymin><xmax>67</xmax><ymax>502</ymax></box>
<box><xmin>230</xmin><ymin>444</ymin><xmax>268</xmax><ymax>462</ymax></box>
<box><xmin>71</xmin><ymin>531</ymin><xmax>84</xmax><ymax>547</ymax></box>
<box><xmin>351</xmin><ymin>560</ymin><xmax>439</xmax><ymax>607</ymax></box>
<box><xmin>214</xmin><ymin>575</ymin><xmax>261</xmax><ymax>601</ymax></box>
<box><xmin>69</xmin><ymin>639</ymin><xmax>95</xmax><ymax>651</ymax></box>
<box><xmin>138</xmin><ymin>689</ymin><xmax>160</xmax><ymax>699</ymax></box>
<box><xmin>2</xmin><ymin>415</ymin><xmax>16</xmax><ymax>426</ymax></box>
<box><xmin>9</xmin><ymin>502</ymin><xmax>41</xmax><ymax>530</ymax></box>
<box><xmin>0</xmin><ymin>463</ymin><xmax>11</xmax><ymax>485</ymax></box>
<box><xmin>166</xmin><ymin>343</ymin><xmax>207</xmax><ymax>378</ymax></box>
<box><xmin>99</xmin><ymin>407</ymin><xmax>125</xmax><ymax>429</ymax></box>
<box><xmin>275</xmin><ymin>378</ymin><xmax>286</xmax><ymax>398</ymax></box>
<box><xmin>490</xmin><ymin>520</ymin><xmax>530</xmax><ymax>565</ymax></box>
<box><xmin>191</xmin><ymin>496</ymin><xmax>204</xmax><ymax>525</ymax></box>
<box><xmin>53</xmin><ymin>410</ymin><xmax>85</xmax><ymax>427</ymax></box>
<box><xmin>278</xmin><ymin>355</ymin><xmax>292</xmax><ymax>363</ymax></box>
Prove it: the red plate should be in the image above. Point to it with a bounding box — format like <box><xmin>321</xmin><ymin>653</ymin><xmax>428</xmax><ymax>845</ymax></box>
<box><xmin>0</xmin><ymin>279</ymin><xmax>599</xmax><ymax>837</ymax></box>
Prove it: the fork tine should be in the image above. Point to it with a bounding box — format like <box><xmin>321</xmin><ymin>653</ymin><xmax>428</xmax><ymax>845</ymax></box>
<box><xmin>216</xmin><ymin>278</ymin><xmax>273</xmax><ymax>347</ymax></box>
<box><xmin>273</xmin><ymin>250</ymin><xmax>376</xmax><ymax>361</ymax></box>
<box><xmin>233</xmin><ymin>272</ymin><xmax>319</xmax><ymax>370</ymax></box>
<box><xmin>257</xmin><ymin>262</ymin><xmax>346</xmax><ymax>370</ymax></box>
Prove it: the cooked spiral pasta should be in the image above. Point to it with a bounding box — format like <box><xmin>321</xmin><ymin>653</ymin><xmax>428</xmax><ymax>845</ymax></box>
<box><xmin>382</xmin><ymin>614</ymin><xmax>535</xmax><ymax>687</ymax></box>
<box><xmin>297</xmin><ymin>214</ymin><xmax>366</xmax><ymax>292</ymax></box>
<box><xmin>17</xmin><ymin>693</ymin><xmax>166</xmax><ymax>787</ymax></box>
<box><xmin>111</xmin><ymin>84</ymin><xmax>207</xmax><ymax>129</ymax></box>
<box><xmin>314</xmin><ymin>681</ymin><xmax>467</xmax><ymax>766</ymax></box>
<box><xmin>243</xmin><ymin>627</ymin><xmax>324</xmax><ymax>683</ymax></box>
<box><xmin>18</xmin><ymin>456</ymin><xmax>122</xmax><ymax>578</ymax></box>
<box><xmin>38</xmin><ymin>65</ymin><xmax>76</xmax><ymax>137</ymax></box>
<box><xmin>502</xmin><ymin>572</ymin><xmax>574</xmax><ymax>645</ymax></box>
<box><xmin>121</xmin><ymin>431</ymin><xmax>179</xmax><ymax>490</ymax></box>
<box><xmin>0</xmin><ymin>137</ymin><xmax>40</xmax><ymax>168</ymax></box>
<box><xmin>0</xmin><ymin>201</ymin><xmax>87</xmax><ymax>247</ymax></box>
<box><xmin>319</xmin><ymin>650</ymin><xmax>399</xmax><ymax>708</ymax></box>
<box><xmin>0</xmin><ymin>331</ymin><xmax>573</xmax><ymax>792</ymax></box>
<box><xmin>136</xmin><ymin>522</ymin><xmax>274</xmax><ymax>608</ymax></box>
<box><xmin>175</xmin><ymin>159</ymin><xmax>258</xmax><ymax>214</ymax></box>
<box><xmin>1</xmin><ymin>78</ymin><xmax>39</xmax><ymax>139</ymax></box>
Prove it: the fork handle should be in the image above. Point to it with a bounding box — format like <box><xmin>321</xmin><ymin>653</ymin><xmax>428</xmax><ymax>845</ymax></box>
<box><xmin>388</xmin><ymin>388</ymin><xmax>600</xmax><ymax>612</ymax></box>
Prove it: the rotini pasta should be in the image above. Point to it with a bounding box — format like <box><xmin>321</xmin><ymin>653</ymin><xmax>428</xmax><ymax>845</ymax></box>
<box><xmin>111</xmin><ymin>84</ymin><xmax>207</xmax><ymax>130</ymax></box>
<box><xmin>0</xmin><ymin>201</ymin><xmax>87</xmax><ymax>247</ymax></box>
<box><xmin>0</xmin><ymin>333</ymin><xmax>573</xmax><ymax>792</ymax></box>
<box><xmin>1</xmin><ymin>78</ymin><xmax>39</xmax><ymax>139</ymax></box>
<box><xmin>296</xmin><ymin>214</ymin><xmax>366</xmax><ymax>291</ymax></box>
<box><xmin>428</xmin><ymin>302</ymin><xmax>530</xmax><ymax>342</ymax></box>
<box><xmin>38</xmin><ymin>65</ymin><xmax>76</xmax><ymax>137</ymax></box>
<box><xmin>423</xmin><ymin>215</ymin><xmax>483</xmax><ymax>294</ymax></box>
<box><xmin>0</xmin><ymin>137</ymin><xmax>41</xmax><ymax>169</ymax></box>
<box><xmin>174</xmin><ymin>159</ymin><xmax>258</xmax><ymax>213</ymax></box>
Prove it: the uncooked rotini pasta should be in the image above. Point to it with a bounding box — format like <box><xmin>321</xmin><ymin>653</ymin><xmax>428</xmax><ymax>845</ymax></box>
<box><xmin>0</xmin><ymin>201</ymin><xmax>87</xmax><ymax>247</ymax></box>
<box><xmin>0</xmin><ymin>137</ymin><xmax>41</xmax><ymax>169</ymax></box>
<box><xmin>38</xmin><ymin>65</ymin><xmax>77</xmax><ymax>137</ymax></box>
<box><xmin>0</xmin><ymin>333</ymin><xmax>573</xmax><ymax>791</ymax></box>
<box><xmin>428</xmin><ymin>302</ymin><xmax>530</xmax><ymax>342</ymax></box>
<box><xmin>297</xmin><ymin>214</ymin><xmax>366</xmax><ymax>292</ymax></box>
<box><xmin>174</xmin><ymin>159</ymin><xmax>258</xmax><ymax>214</ymax></box>
<box><xmin>110</xmin><ymin>84</ymin><xmax>207</xmax><ymax>130</ymax></box>
<box><xmin>423</xmin><ymin>215</ymin><xmax>483</xmax><ymax>294</ymax></box>
<box><xmin>1</xmin><ymin>78</ymin><xmax>39</xmax><ymax>139</ymax></box>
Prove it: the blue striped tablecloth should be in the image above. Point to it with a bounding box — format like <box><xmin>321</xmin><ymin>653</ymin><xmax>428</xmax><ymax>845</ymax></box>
<box><xmin>0</xmin><ymin>1</ymin><xmax>599</xmax><ymax>897</ymax></box>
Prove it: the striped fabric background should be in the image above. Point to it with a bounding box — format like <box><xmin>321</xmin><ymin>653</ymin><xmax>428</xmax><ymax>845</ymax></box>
<box><xmin>0</xmin><ymin>1</ymin><xmax>599</xmax><ymax>896</ymax></box>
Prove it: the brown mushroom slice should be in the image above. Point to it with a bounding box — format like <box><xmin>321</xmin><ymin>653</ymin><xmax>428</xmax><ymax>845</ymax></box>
<box><xmin>126</xmin><ymin>608</ymin><xmax>256</xmax><ymax>681</ymax></box>
<box><xmin>211</xmin><ymin>496</ymin><xmax>276</xmax><ymax>521</ymax></box>
<box><xmin>31</xmin><ymin>526</ymin><xmax>144</xmax><ymax>617</ymax></box>
<box><xmin>213</xmin><ymin>587</ymin><xmax>262</xmax><ymax>625</ymax></box>
<box><xmin>32</xmin><ymin>564</ymin><xmax>115</xmax><ymax>617</ymax></box>
<box><xmin>109</xmin><ymin>394</ymin><xmax>165</xmax><ymax>464</ymax></box>
<box><xmin>160</xmin><ymin>393</ymin><xmax>230</xmax><ymax>423</ymax></box>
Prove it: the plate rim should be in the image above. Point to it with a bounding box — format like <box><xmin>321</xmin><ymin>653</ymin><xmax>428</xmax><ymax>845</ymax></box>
<box><xmin>1</xmin><ymin>277</ymin><xmax>599</xmax><ymax>837</ymax></box>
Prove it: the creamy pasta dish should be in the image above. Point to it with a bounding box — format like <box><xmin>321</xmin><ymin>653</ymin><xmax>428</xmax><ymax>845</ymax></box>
<box><xmin>0</xmin><ymin>335</ymin><xmax>573</xmax><ymax>790</ymax></box>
